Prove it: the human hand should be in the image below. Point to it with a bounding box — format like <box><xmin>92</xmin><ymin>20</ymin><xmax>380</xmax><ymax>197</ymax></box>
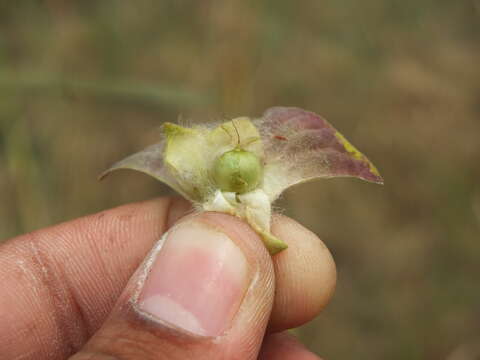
<box><xmin>0</xmin><ymin>197</ymin><xmax>336</xmax><ymax>359</ymax></box>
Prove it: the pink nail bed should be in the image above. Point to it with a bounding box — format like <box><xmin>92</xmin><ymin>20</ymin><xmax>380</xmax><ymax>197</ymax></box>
<box><xmin>137</xmin><ymin>221</ymin><xmax>249</xmax><ymax>337</ymax></box>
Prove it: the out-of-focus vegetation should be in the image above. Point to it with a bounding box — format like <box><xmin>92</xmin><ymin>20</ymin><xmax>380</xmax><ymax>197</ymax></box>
<box><xmin>1</xmin><ymin>1</ymin><xmax>479</xmax><ymax>358</ymax></box>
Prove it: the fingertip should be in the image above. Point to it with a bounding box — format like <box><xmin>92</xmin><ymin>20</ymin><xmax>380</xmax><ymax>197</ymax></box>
<box><xmin>192</xmin><ymin>212</ymin><xmax>276</xmax><ymax>338</ymax></box>
<box><xmin>269</xmin><ymin>215</ymin><xmax>336</xmax><ymax>331</ymax></box>
<box><xmin>76</xmin><ymin>212</ymin><xmax>277</xmax><ymax>359</ymax></box>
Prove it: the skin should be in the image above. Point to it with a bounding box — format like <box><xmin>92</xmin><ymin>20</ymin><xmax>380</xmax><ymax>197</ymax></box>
<box><xmin>0</xmin><ymin>197</ymin><xmax>336</xmax><ymax>359</ymax></box>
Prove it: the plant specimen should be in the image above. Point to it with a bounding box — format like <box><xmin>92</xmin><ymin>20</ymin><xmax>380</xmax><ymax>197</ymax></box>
<box><xmin>101</xmin><ymin>107</ymin><xmax>383</xmax><ymax>254</ymax></box>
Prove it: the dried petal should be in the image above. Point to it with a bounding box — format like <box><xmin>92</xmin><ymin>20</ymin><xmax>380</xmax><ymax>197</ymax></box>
<box><xmin>257</xmin><ymin>107</ymin><xmax>383</xmax><ymax>200</ymax></box>
<box><xmin>99</xmin><ymin>141</ymin><xmax>191</xmax><ymax>199</ymax></box>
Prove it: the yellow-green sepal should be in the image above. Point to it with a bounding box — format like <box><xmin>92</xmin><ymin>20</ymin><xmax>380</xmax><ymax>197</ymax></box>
<box><xmin>208</xmin><ymin>117</ymin><xmax>264</xmax><ymax>159</ymax></box>
<box><xmin>259</xmin><ymin>231</ymin><xmax>288</xmax><ymax>255</ymax></box>
<box><xmin>162</xmin><ymin>122</ymin><xmax>209</xmax><ymax>201</ymax></box>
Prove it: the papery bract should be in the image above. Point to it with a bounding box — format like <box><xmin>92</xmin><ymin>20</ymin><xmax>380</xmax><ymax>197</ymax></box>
<box><xmin>101</xmin><ymin>107</ymin><xmax>383</xmax><ymax>254</ymax></box>
<box><xmin>257</xmin><ymin>107</ymin><xmax>383</xmax><ymax>202</ymax></box>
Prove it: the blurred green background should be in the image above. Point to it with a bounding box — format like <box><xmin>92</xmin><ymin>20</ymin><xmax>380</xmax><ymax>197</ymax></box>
<box><xmin>1</xmin><ymin>1</ymin><xmax>479</xmax><ymax>359</ymax></box>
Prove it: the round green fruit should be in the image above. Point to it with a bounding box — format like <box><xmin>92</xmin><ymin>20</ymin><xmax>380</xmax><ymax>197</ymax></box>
<box><xmin>212</xmin><ymin>148</ymin><xmax>263</xmax><ymax>194</ymax></box>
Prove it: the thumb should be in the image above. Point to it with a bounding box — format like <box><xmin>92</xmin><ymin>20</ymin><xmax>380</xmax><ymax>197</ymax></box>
<box><xmin>70</xmin><ymin>212</ymin><xmax>275</xmax><ymax>360</ymax></box>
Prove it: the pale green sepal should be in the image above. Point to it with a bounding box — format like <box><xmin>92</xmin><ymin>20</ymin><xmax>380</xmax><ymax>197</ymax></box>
<box><xmin>238</xmin><ymin>189</ymin><xmax>287</xmax><ymax>254</ymax></box>
<box><xmin>163</xmin><ymin>122</ymin><xmax>210</xmax><ymax>202</ymax></box>
<box><xmin>203</xmin><ymin>189</ymin><xmax>288</xmax><ymax>254</ymax></box>
<box><xmin>208</xmin><ymin>117</ymin><xmax>264</xmax><ymax>159</ymax></box>
<box><xmin>203</xmin><ymin>190</ymin><xmax>237</xmax><ymax>215</ymax></box>
<box><xmin>259</xmin><ymin>231</ymin><xmax>288</xmax><ymax>255</ymax></box>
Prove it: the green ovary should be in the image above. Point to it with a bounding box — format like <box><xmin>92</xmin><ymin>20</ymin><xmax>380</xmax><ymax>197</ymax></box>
<box><xmin>212</xmin><ymin>148</ymin><xmax>263</xmax><ymax>194</ymax></box>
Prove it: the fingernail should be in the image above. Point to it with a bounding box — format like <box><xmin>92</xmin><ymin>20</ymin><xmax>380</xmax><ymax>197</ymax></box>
<box><xmin>137</xmin><ymin>220</ymin><xmax>249</xmax><ymax>337</ymax></box>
